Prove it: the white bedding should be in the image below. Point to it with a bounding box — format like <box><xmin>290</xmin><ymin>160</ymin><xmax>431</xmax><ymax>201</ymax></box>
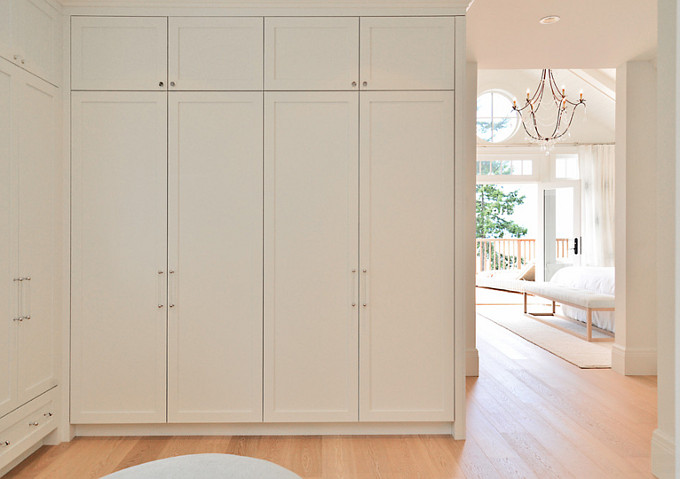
<box><xmin>549</xmin><ymin>266</ymin><xmax>615</xmax><ymax>332</ymax></box>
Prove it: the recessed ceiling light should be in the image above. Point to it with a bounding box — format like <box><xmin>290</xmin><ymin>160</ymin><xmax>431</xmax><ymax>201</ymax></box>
<box><xmin>539</xmin><ymin>15</ymin><xmax>561</xmax><ymax>25</ymax></box>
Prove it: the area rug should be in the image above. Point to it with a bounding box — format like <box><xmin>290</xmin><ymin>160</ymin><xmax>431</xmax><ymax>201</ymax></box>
<box><xmin>477</xmin><ymin>305</ymin><xmax>613</xmax><ymax>369</ymax></box>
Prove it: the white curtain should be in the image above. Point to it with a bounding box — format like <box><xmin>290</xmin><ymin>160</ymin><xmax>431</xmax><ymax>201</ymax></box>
<box><xmin>578</xmin><ymin>145</ymin><xmax>615</xmax><ymax>266</ymax></box>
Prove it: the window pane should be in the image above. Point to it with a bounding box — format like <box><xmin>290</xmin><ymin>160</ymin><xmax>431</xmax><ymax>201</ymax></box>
<box><xmin>492</xmin><ymin>116</ymin><xmax>519</xmax><ymax>143</ymax></box>
<box><xmin>480</xmin><ymin>161</ymin><xmax>491</xmax><ymax>175</ymax></box>
<box><xmin>512</xmin><ymin>160</ymin><xmax>522</xmax><ymax>175</ymax></box>
<box><xmin>492</xmin><ymin>92</ymin><xmax>515</xmax><ymax>118</ymax></box>
<box><xmin>477</xmin><ymin>93</ymin><xmax>492</xmax><ymax>118</ymax></box>
<box><xmin>523</xmin><ymin>160</ymin><xmax>532</xmax><ymax>175</ymax></box>
<box><xmin>476</xmin><ymin>119</ymin><xmax>493</xmax><ymax>142</ymax></box>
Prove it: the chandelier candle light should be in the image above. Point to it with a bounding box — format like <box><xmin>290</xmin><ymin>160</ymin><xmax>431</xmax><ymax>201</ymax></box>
<box><xmin>512</xmin><ymin>69</ymin><xmax>586</xmax><ymax>149</ymax></box>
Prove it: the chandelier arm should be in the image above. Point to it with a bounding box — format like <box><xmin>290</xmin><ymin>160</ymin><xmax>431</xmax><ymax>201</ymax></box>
<box><xmin>552</xmin><ymin>102</ymin><xmax>586</xmax><ymax>140</ymax></box>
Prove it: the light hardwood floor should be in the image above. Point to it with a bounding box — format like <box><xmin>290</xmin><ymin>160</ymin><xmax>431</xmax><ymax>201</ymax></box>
<box><xmin>5</xmin><ymin>314</ymin><xmax>657</xmax><ymax>478</ymax></box>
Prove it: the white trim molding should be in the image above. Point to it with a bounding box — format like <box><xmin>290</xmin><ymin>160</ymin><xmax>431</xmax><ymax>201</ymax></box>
<box><xmin>651</xmin><ymin>429</ymin><xmax>675</xmax><ymax>478</ymax></box>
<box><xmin>611</xmin><ymin>345</ymin><xmax>658</xmax><ymax>376</ymax></box>
<box><xmin>466</xmin><ymin>348</ymin><xmax>479</xmax><ymax>377</ymax></box>
<box><xmin>74</xmin><ymin>422</ymin><xmax>456</xmax><ymax>437</ymax></box>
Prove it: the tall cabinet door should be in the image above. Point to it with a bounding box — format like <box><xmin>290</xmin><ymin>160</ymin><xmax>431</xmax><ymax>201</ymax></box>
<box><xmin>168</xmin><ymin>92</ymin><xmax>263</xmax><ymax>423</ymax></box>
<box><xmin>16</xmin><ymin>74</ymin><xmax>59</xmax><ymax>403</ymax></box>
<box><xmin>71</xmin><ymin>91</ymin><xmax>167</xmax><ymax>423</ymax></box>
<box><xmin>0</xmin><ymin>58</ymin><xmax>17</xmax><ymax>418</ymax></box>
<box><xmin>264</xmin><ymin>92</ymin><xmax>359</xmax><ymax>422</ymax></box>
<box><xmin>359</xmin><ymin>91</ymin><xmax>454</xmax><ymax>422</ymax></box>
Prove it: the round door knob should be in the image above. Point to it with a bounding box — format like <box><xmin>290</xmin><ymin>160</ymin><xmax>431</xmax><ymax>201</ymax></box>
<box><xmin>170</xmin><ymin>81</ymin><xmax>176</xmax><ymax>87</ymax></box>
<box><xmin>351</xmin><ymin>81</ymin><xmax>357</xmax><ymax>87</ymax></box>
<box><xmin>159</xmin><ymin>81</ymin><xmax>164</xmax><ymax>87</ymax></box>
<box><xmin>362</xmin><ymin>81</ymin><xmax>368</xmax><ymax>87</ymax></box>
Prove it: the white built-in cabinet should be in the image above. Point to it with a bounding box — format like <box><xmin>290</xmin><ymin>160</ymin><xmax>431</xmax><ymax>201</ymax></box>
<box><xmin>0</xmin><ymin>0</ymin><xmax>61</xmax><ymax>86</ymax></box>
<box><xmin>70</xmin><ymin>14</ymin><xmax>456</xmax><ymax>426</ymax></box>
<box><xmin>0</xmin><ymin>54</ymin><xmax>59</xmax><ymax>469</ymax></box>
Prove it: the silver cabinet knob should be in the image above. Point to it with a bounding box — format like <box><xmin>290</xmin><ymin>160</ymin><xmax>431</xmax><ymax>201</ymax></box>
<box><xmin>28</xmin><ymin>421</ymin><xmax>39</xmax><ymax>427</ymax></box>
<box><xmin>362</xmin><ymin>81</ymin><xmax>368</xmax><ymax>87</ymax></box>
<box><xmin>2</xmin><ymin>441</ymin><xmax>9</xmax><ymax>446</ymax></box>
<box><xmin>44</xmin><ymin>412</ymin><xmax>53</xmax><ymax>417</ymax></box>
<box><xmin>170</xmin><ymin>81</ymin><xmax>176</xmax><ymax>87</ymax></box>
<box><xmin>159</xmin><ymin>81</ymin><xmax>164</xmax><ymax>87</ymax></box>
<box><xmin>351</xmin><ymin>81</ymin><xmax>357</xmax><ymax>87</ymax></box>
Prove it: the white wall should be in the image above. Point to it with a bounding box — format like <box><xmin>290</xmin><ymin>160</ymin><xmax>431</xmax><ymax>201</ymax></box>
<box><xmin>652</xmin><ymin>1</ymin><xmax>677</xmax><ymax>476</ymax></box>
<box><xmin>613</xmin><ymin>61</ymin><xmax>658</xmax><ymax>376</ymax></box>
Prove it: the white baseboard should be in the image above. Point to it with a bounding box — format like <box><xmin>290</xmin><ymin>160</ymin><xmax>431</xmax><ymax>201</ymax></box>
<box><xmin>466</xmin><ymin>347</ymin><xmax>479</xmax><ymax>377</ymax></box>
<box><xmin>611</xmin><ymin>344</ymin><xmax>657</xmax><ymax>375</ymax></box>
<box><xmin>651</xmin><ymin>429</ymin><xmax>675</xmax><ymax>478</ymax></box>
<box><xmin>74</xmin><ymin>421</ymin><xmax>455</xmax><ymax>437</ymax></box>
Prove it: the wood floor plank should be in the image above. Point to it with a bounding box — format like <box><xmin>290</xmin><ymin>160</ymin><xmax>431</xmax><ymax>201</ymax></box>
<box><xmin>3</xmin><ymin>314</ymin><xmax>657</xmax><ymax>478</ymax></box>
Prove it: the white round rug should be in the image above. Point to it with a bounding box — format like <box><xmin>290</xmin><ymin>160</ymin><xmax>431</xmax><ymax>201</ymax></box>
<box><xmin>100</xmin><ymin>453</ymin><xmax>302</xmax><ymax>479</ymax></box>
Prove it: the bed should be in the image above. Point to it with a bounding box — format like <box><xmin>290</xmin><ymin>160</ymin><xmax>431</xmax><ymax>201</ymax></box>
<box><xmin>549</xmin><ymin>266</ymin><xmax>616</xmax><ymax>333</ymax></box>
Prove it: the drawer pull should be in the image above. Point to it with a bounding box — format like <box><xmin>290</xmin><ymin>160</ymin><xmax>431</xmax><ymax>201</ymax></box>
<box><xmin>44</xmin><ymin>412</ymin><xmax>53</xmax><ymax>417</ymax></box>
<box><xmin>28</xmin><ymin>421</ymin><xmax>39</xmax><ymax>426</ymax></box>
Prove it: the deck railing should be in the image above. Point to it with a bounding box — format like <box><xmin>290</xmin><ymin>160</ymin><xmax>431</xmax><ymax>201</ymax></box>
<box><xmin>476</xmin><ymin>238</ymin><xmax>569</xmax><ymax>273</ymax></box>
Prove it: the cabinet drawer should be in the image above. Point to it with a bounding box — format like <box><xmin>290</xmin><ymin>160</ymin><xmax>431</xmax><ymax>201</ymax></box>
<box><xmin>0</xmin><ymin>388</ymin><xmax>58</xmax><ymax>471</ymax></box>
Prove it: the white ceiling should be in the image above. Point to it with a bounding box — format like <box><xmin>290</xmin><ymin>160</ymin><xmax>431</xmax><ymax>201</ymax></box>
<box><xmin>467</xmin><ymin>0</ymin><xmax>657</xmax><ymax>69</ymax></box>
<box><xmin>478</xmin><ymin>69</ymin><xmax>616</xmax><ymax>144</ymax></box>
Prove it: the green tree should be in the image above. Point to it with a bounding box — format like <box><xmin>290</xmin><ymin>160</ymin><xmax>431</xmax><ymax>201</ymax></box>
<box><xmin>476</xmin><ymin>184</ymin><xmax>528</xmax><ymax>238</ymax></box>
<box><xmin>476</xmin><ymin>184</ymin><xmax>528</xmax><ymax>270</ymax></box>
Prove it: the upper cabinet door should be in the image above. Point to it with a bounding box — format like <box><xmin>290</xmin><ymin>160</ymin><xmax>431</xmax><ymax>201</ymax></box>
<box><xmin>16</xmin><ymin>74</ymin><xmax>59</xmax><ymax>403</ymax></box>
<box><xmin>71</xmin><ymin>16</ymin><xmax>167</xmax><ymax>91</ymax></box>
<box><xmin>168</xmin><ymin>17</ymin><xmax>263</xmax><ymax>91</ymax></box>
<box><xmin>265</xmin><ymin>17</ymin><xmax>358</xmax><ymax>91</ymax></box>
<box><xmin>0</xmin><ymin>0</ymin><xmax>60</xmax><ymax>86</ymax></box>
<box><xmin>14</xmin><ymin>0</ymin><xmax>60</xmax><ymax>86</ymax></box>
<box><xmin>360</xmin><ymin>17</ymin><xmax>455</xmax><ymax>90</ymax></box>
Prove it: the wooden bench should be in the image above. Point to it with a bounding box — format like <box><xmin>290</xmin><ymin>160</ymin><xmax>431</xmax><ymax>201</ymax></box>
<box><xmin>521</xmin><ymin>282</ymin><xmax>615</xmax><ymax>342</ymax></box>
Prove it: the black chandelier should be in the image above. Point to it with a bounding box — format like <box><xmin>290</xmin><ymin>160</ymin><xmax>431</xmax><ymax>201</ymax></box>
<box><xmin>512</xmin><ymin>69</ymin><xmax>586</xmax><ymax>147</ymax></box>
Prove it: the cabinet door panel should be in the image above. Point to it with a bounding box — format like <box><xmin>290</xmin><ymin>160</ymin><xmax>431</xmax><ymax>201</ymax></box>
<box><xmin>168</xmin><ymin>92</ymin><xmax>263</xmax><ymax>422</ymax></box>
<box><xmin>71</xmin><ymin>16</ymin><xmax>167</xmax><ymax>91</ymax></box>
<box><xmin>71</xmin><ymin>91</ymin><xmax>167</xmax><ymax>423</ymax></box>
<box><xmin>264</xmin><ymin>92</ymin><xmax>359</xmax><ymax>422</ymax></box>
<box><xmin>360</xmin><ymin>17</ymin><xmax>455</xmax><ymax>90</ymax></box>
<box><xmin>15</xmin><ymin>0</ymin><xmax>59</xmax><ymax>85</ymax></box>
<box><xmin>0</xmin><ymin>58</ymin><xmax>17</xmax><ymax>418</ymax></box>
<box><xmin>169</xmin><ymin>17</ymin><xmax>263</xmax><ymax>91</ymax></box>
<box><xmin>359</xmin><ymin>91</ymin><xmax>454</xmax><ymax>421</ymax></box>
<box><xmin>16</xmin><ymin>75</ymin><xmax>59</xmax><ymax>403</ymax></box>
<box><xmin>265</xmin><ymin>18</ymin><xmax>358</xmax><ymax>91</ymax></box>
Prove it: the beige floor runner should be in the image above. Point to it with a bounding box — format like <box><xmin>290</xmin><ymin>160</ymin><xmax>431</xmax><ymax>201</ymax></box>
<box><xmin>477</xmin><ymin>304</ymin><xmax>613</xmax><ymax>369</ymax></box>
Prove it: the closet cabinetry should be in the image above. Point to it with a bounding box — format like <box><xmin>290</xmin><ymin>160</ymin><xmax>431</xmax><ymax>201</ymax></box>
<box><xmin>0</xmin><ymin>0</ymin><xmax>60</xmax><ymax>86</ymax></box>
<box><xmin>0</xmin><ymin>55</ymin><xmax>59</xmax><ymax>468</ymax></box>
<box><xmin>70</xmin><ymin>14</ymin><xmax>457</xmax><ymax>427</ymax></box>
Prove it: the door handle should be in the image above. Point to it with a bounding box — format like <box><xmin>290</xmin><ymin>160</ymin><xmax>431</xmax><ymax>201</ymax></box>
<box><xmin>157</xmin><ymin>270</ymin><xmax>165</xmax><ymax>309</ymax></box>
<box><xmin>351</xmin><ymin>269</ymin><xmax>357</xmax><ymax>307</ymax></box>
<box><xmin>168</xmin><ymin>270</ymin><xmax>176</xmax><ymax>308</ymax></box>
